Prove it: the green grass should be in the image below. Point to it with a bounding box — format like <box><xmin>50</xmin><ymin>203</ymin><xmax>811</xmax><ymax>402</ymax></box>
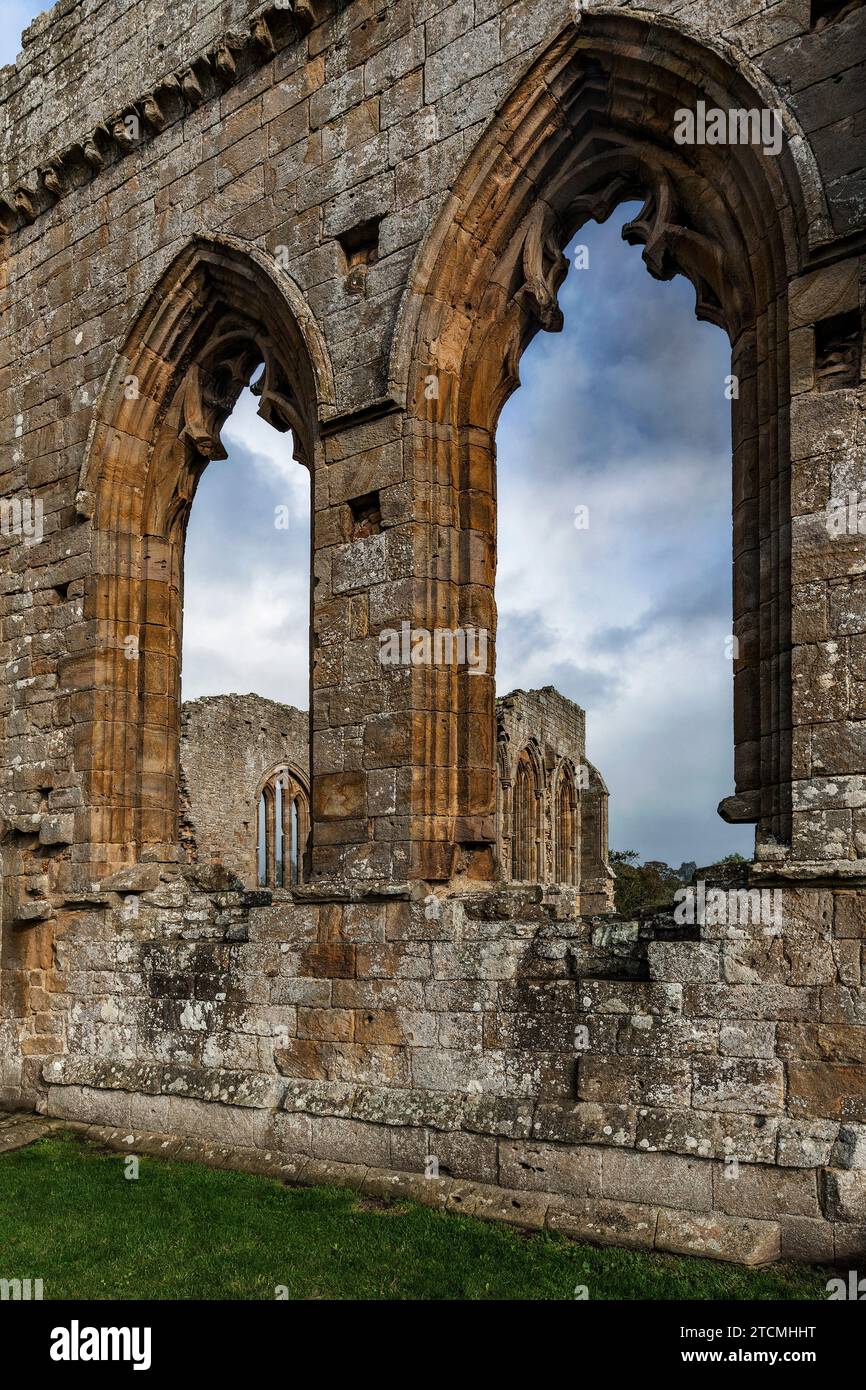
<box><xmin>0</xmin><ymin>1133</ymin><xmax>830</xmax><ymax>1300</ymax></box>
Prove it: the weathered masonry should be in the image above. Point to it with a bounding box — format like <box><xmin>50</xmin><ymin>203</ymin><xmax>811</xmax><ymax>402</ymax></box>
<box><xmin>1</xmin><ymin>0</ymin><xmax>865</xmax><ymax>1263</ymax></box>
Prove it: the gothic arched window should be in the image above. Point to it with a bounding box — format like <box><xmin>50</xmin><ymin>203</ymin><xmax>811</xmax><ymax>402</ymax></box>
<box><xmin>555</xmin><ymin>763</ymin><xmax>578</xmax><ymax>886</ymax></box>
<box><xmin>257</xmin><ymin>766</ymin><xmax>309</xmax><ymax>888</ymax></box>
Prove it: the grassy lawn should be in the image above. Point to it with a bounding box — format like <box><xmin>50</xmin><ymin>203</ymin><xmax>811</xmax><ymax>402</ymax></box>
<box><xmin>0</xmin><ymin>1132</ymin><xmax>830</xmax><ymax>1301</ymax></box>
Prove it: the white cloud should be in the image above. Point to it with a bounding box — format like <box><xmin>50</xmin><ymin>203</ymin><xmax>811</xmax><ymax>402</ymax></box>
<box><xmin>182</xmin><ymin>389</ymin><xmax>310</xmax><ymax>708</ymax></box>
<box><xmin>222</xmin><ymin>391</ymin><xmax>311</xmax><ymax>519</ymax></box>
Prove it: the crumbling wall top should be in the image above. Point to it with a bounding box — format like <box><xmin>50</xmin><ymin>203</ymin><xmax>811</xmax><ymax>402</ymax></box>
<box><xmin>0</xmin><ymin>0</ymin><xmax>288</xmax><ymax>184</ymax></box>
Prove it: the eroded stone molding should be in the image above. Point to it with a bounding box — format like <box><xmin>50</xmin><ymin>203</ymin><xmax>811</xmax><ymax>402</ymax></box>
<box><xmin>0</xmin><ymin>1</ymin><xmax>328</xmax><ymax>238</ymax></box>
<box><xmin>619</xmin><ymin>171</ymin><xmax>749</xmax><ymax>338</ymax></box>
<box><xmin>515</xmin><ymin>203</ymin><xmax>569</xmax><ymax>333</ymax></box>
<box><xmin>77</xmin><ymin>234</ymin><xmax>336</xmax><ymax>506</ymax></box>
<box><xmin>175</xmin><ymin>328</ymin><xmax>309</xmax><ymax>462</ymax></box>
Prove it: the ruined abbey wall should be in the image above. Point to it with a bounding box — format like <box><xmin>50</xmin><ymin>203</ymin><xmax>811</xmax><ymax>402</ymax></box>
<box><xmin>179</xmin><ymin>684</ymin><xmax>611</xmax><ymax>899</ymax></box>
<box><xmin>180</xmin><ymin>693</ymin><xmax>309</xmax><ymax>886</ymax></box>
<box><xmin>1</xmin><ymin>0</ymin><xmax>865</xmax><ymax>1262</ymax></box>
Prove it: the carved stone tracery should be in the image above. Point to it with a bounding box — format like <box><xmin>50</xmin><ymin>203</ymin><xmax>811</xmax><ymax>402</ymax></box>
<box><xmin>510</xmin><ymin>152</ymin><xmax>750</xmax><ymax>351</ymax></box>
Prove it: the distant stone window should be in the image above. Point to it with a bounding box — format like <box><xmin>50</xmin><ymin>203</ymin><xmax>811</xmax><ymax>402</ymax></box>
<box><xmin>555</xmin><ymin>763</ymin><xmax>578</xmax><ymax>886</ymax></box>
<box><xmin>257</xmin><ymin>766</ymin><xmax>309</xmax><ymax>887</ymax></box>
<box><xmin>512</xmin><ymin>747</ymin><xmax>540</xmax><ymax>880</ymax></box>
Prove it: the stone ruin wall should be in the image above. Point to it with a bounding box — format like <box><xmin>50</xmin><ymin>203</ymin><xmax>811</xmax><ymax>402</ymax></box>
<box><xmin>0</xmin><ymin>0</ymin><xmax>864</xmax><ymax>1263</ymax></box>
<box><xmin>179</xmin><ymin>684</ymin><xmax>611</xmax><ymax>898</ymax></box>
<box><xmin>180</xmin><ymin>692</ymin><xmax>309</xmax><ymax>886</ymax></box>
<box><xmin>496</xmin><ymin>684</ymin><xmax>613</xmax><ymax>909</ymax></box>
<box><xmin>498</xmin><ymin>685</ymin><xmax>587</xmax><ymax>766</ymax></box>
<box><xmin>33</xmin><ymin>876</ymin><xmax>866</xmax><ymax>1264</ymax></box>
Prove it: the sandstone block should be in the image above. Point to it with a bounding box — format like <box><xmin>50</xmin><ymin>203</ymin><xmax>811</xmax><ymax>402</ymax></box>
<box><xmin>778</xmin><ymin>1217</ymin><xmax>835</xmax><ymax>1263</ymax></box>
<box><xmin>691</xmin><ymin>1057</ymin><xmax>785</xmax><ymax>1113</ymax></box>
<box><xmin>821</xmin><ymin>1169</ymin><xmax>866</xmax><ymax>1224</ymax></box>
<box><xmin>602</xmin><ymin>1148</ymin><xmax>713</xmax><ymax>1212</ymax></box>
<box><xmin>787</xmin><ymin>1061</ymin><xmax>866</xmax><ymax>1121</ymax></box>
<box><xmin>310</xmin><ymin>1115</ymin><xmax>390</xmax><ymax>1167</ymax></box>
<box><xmin>776</xmin><ymin>1117</ymin><xmax>839</xmax><ymax>1168</ymax></box>
<box><xmin>646</xmin><ymin>941</ymin><xmax>720</xmax><ymax>983</ymax></box>
<box><xmin>498</xmin><ymin>1141</ymin><xmax>602</xmax><ymax>1198</ymax></box>
<box><xmin>578</xmin><ymin>1055</ymin><xmax>691</xmax><ymax>1108</ymax></box>
<box><xmin>832</xmin><ymin>1122</ymin><xmax>866</xmax><ymax>1169</ymax></box>
<box><xmin>713</xmin><ymin>1162</ymin><xmax>819</xmax><ymax>1219</ymax></box>
<box><xmin>635</xmin><ymin>1106</ymin><xmax>778</xmax><ymax>1164</ymax></box>
<box><xmin>547</xmin><ymin>1197</ymin><xmax>658</xmax><ymax>1251</ymax></box>
<box><xmin>312</xmin><ymin>771</ymin><xmax>366</xmax><ymax>821</ymax></box>
<box><xmin>427</xmin><ymin>1130</ymin><xmax>498</xmax><ymax>1184</ymax></box>
<box><xmin>532</xmin><ymin>1101</ymin><xmax>636</xmax><ymax>1148</ymax></box>
<box><xmin>446</xmin><ymin>1181</ymin><xmax>548</xmax><ymax>1230</ymax></box>
<box><xmin>656</xmin><ymin>1208</ymin><xmax>780</xmax><ymax>1265</ymax></box>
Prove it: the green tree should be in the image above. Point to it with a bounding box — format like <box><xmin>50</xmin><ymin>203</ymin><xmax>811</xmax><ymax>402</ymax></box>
<box><xmin>609</xmin><ymin>850</ymin><xmax>682</xmax><ymax>917</ymax></box>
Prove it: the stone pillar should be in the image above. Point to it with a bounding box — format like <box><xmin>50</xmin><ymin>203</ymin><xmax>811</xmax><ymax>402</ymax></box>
<box><xmin>786</xmin><ymin>258</ymin><xmax>866</xmax><ymax>868</ymax></box>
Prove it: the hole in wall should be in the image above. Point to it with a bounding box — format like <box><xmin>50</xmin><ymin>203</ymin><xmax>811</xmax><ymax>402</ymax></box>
<box><xmin>346</xmin><ymin>490</ymin><xmax>381</xmax><ymax>538</ymax></box>
<box><xmin>815</xmin><ymin>308</ymin><xmax>862</xmax><ymax>390</ymax></box>
<box><xmin>336</xmin><ymin>216</ymin><xmax>384</xmax><ymax>294</ymax></box>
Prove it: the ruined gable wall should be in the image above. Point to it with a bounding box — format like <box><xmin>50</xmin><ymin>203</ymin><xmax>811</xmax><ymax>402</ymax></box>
<box><xmin>497</xmin><ymin>686</ymin><xmax>586</xmax><ymax>781</ymax></box>
<box><xmin>180</xmin><ymin>693</ymin><xmax>309</xmax><ymax>886</ymax></box>
<box><xmin>496</xmin><ymin>686</ymin><xmax>612</xmax><ymax>905</ymax></box>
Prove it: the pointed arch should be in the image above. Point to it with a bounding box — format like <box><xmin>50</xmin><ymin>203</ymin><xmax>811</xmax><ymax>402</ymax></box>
<box><xmin>389</xmin><ymin>9</ymin><xmax>829</xmax><ymax>875</ymax></box>
<box><xmin>69</xmin><ymin>238</ymin><xmax>331</xmax><ymax>879</ymax></box>
<box><xmin>511</xmin><ymin>741</ymin><xmax>544</xmax><ymax>881</ymax></box>
<box><xmin>554</xmin><ymin>759</ymin><xmax>578</xmax><ymax>887</ymax></box>
<box><xmin>390</xmin><ymin>11</ymin><xmax>828</xmax><ymax>403</ymax></box>
<box><xmin>256</xmin><ymin>763</ymin><xmax>310</xmax><ymax>888</ymax></box>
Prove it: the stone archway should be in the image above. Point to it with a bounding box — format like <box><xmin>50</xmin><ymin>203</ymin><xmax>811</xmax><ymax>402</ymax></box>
<box><xmin>554</xmin><ymin>760</ymin><xmax>578</xmax><ymax>888</ymax></box>
<box><xmin>69</xmin><ymin>236</ymin><xmax>333</xmax><ymax>881</ymax></box>
<box><xmin>391</xmin><ymin>9</ymin><xmax>834</xmax><ymax>882</ymax></box>
<box><xmin>512</xmin><ymin>741</ymin><xmax>545</xmax><ymax>881</ymax></box>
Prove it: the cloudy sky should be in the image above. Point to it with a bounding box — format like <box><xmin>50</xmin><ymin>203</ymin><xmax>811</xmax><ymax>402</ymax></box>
<box><xmin>495</xmin><ymin>211</ymin><xmax>749</xmax><ymax>866</ymax></box>
<box><xmin>4</xmin><ymin>3</ymin><xmax>752</xmax><ymax>867</ymax></box>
